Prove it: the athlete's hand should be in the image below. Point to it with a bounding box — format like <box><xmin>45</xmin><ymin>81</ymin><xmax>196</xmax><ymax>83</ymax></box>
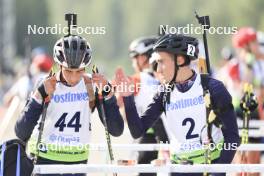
<box><xmin>83</xmin><ymin>75</ymin><xmax>93</xmax><ymax>85</ymax></box>
<box><xmin>114</xmin><ymin>67</ymin><xmax>133</xmax><ymax>97</ymax></box>
<box><xmin>111</xmin><ymin>79</ymin><xmax>124</xmax><ymax>107</ymax></box>
<box><xmin>34</xmin><ymin>74</ymin><xmax>56</xmax><ymax>102</ymax></box>
<box><xmin>92</xmin><ymin>73</ymin><xmax>108</xmax><ymax>91</ymax></box>
<box><xmin>43</xmin><ymin>76</ymin><xmax>57</xmax><ymax>95</ymax></box>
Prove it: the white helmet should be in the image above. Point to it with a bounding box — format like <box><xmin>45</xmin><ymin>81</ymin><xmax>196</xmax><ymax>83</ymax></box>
<box><xmin>54</xmin><ymin>35</ymin><xmax>92</xmax><ymax>69</ymax></box>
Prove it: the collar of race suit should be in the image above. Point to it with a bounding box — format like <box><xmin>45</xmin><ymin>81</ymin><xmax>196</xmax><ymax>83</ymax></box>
<box><xmin>174</xmin><ymin>70</ymin><xmax>197</xmax><ymax>93</ymax></box>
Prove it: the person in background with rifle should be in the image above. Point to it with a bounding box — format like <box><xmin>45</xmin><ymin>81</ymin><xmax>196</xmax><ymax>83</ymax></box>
<box><xmin>114</xmin><ymin>33</ymin><xmax>240</xmax><ymax>176</ymax></box>
<box><xmin>240</xmin><ymin>84</ymin><xmax>258</xmax><ymax>176</ymax></box>
<box><xmin>15</xmin><ymin>14</ymin><xmax>124</xmax><ymax>176</ymax></box>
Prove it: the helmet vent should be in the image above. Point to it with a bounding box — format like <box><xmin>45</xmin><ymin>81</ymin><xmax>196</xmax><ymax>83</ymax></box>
<box><xmin>64</xmin><ymin>41</ymin><xmax>69</xmax><ymax>48</ymax></box>
<box><xmin>72</xmin><ymin>40</ymin><xmax>78</xmax><ymax>50</ymax></box>
<box><xmin>83</xmin><ymin>53</ymin><xmax>90</xmax><ymax>64</ymax></box>
<box><xmin>80</xmin><ymin>42</ymin><xmax>86</xmax><ymax>50</ymax></box>
<box><xmin>58</xmin><ymin>51</ymin><xmax>65</xmax><ymax>62</ymax></box>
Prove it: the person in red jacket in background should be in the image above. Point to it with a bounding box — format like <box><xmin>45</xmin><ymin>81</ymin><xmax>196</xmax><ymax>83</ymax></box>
<box><xmin>3</xmin><ymin>48</ymin><xmax>53</xmax><ymax>106</ymax></box>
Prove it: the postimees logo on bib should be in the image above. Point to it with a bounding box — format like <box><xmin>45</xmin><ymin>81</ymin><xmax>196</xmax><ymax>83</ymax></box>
<box><xmin>51</xmin><ymin>92</ymin><xmax>88</xmax><ymax>103</ymax></box>
<box><xmin>166</xmin><ymin>95</ymin><xmax>204</xmax><ymax>111</ymax></box>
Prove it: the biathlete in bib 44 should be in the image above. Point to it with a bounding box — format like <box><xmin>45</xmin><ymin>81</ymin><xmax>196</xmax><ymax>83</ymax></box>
<box><xmin>14</xmin><ymin>27</ymin><xmax>124</xmax><ymax>176</ymax></box>
<box><xmin>115</xmin><ymin>34</ymin><xmax>240</xmax><ymax>176</ymax></box>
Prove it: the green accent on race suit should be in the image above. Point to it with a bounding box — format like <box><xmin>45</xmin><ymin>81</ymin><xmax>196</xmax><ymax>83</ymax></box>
<box><xmin>28</xmin><ymin>139</ymin><xmax>89</xmax><ymax>162</ymax></box>
<box><xmin>170</xmin><ymin>140</ymin><xmax>223</xmax><ymax>164</ymax></box>
<box><xmin>233</xmin><ymin>97</ymin><xmax>240</xmax><ymax>109</ymax></box>
<box><xmin>146</xmin><ymin>127</ymin><xmax>154</xmax><ymax>134</ymax></box>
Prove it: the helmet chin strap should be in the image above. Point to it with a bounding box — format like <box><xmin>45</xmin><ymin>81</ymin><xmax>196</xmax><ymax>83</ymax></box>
<box><xmin>166</xmin><ymin>55</ymin><xmax>190</xmax><ymax>104</ymax></box>
<box><xmin>170</xmin><ymin>56</ymin><xmax>178</xmax><ymax>84</ymax></box>
<box><xmin>166</xmin><ymin>55</ymin><xmax>179</xmax><ymax>104</ymax></box>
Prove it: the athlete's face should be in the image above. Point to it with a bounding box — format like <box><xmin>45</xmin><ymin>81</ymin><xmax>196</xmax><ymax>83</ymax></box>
<box><xmin>132</xmin><ymin>55</ymin><xmax>148</xmax><ymax>73</ymax></box>
<box><xmin>155</xmin><ymin>52</ymin><xmax>175</xmax><ymax>83</ymax></box>
<box><xmin>61</xmin><ymin>66</ymin><xmax>85</xmax><ymax>86</ymax></box>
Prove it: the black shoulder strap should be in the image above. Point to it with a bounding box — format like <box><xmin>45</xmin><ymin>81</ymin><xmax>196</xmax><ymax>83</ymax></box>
<box><xmin>34</xmin><ymin>101</ymin><xmax>50</xmax><ymax>164</ymax></box>
<box><xmin>162</xmin><ymin>84</ymin><xmax>173</xmax><ymax>116</ymax></box>
<box><xmin>201</xmin><ymin>73</ymin><xmax>232</xmax><ymax>115</ymax></box>
<box><xmin>200</xmin><ymin>73</ymin><xmax>210</xmax><ymax>92</ymax></box>
<box><xmin>200</xmin><ymin>73</ymin><xmax>215</xmax><ymax>145</ymax></box>
<box><xmin>162</xmin><ymin>91</ymin><xmax>167</xmax><ymax>115</ymax></box>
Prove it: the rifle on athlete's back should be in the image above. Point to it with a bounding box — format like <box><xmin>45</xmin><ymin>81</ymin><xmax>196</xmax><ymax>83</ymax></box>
<box><xmin>195</xmin><ymin>11</ymin><xmax>214</xmax><ymax>176</ymax></box>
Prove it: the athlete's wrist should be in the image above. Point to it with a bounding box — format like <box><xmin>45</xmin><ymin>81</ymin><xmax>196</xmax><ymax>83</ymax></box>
<box><xmin>104</xmin><ymin>91</ymin><xmax>114</xmax><ymax>101</ymax></box>
<box><xmin>121</xmin><ymin>91</ymin><xmax>133</xmax><ymax>97</ymax></box>
<box><xmin>37</xmin><ymin>83</ymin><xmax>49</xmax><ymax>100</ymax></box>
<box><xmin>102</xmin><ymin>82</ymin><xmax>112</xmax><ymax>97</ymax></box>
<box><xmin>32</xmin><ymin>90</ymin><xmax>43</xmax><ymax>104</ymax></box>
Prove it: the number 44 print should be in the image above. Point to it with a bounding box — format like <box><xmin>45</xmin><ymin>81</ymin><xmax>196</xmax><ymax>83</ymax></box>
<box><xmin>55</xmin><ymin>112</ymin><xmax>82</xmax><ymax>132</ymax></box>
